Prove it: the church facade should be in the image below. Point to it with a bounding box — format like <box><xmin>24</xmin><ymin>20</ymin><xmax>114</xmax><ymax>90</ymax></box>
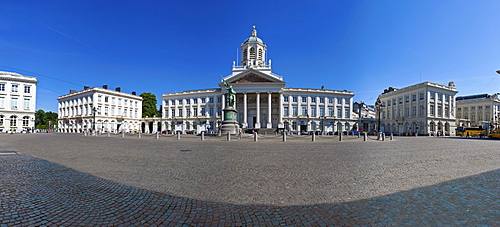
<box><xmin>158</xmin><ymin>28</ymin><xmax>356</xmax><ymax>134</ymax></box>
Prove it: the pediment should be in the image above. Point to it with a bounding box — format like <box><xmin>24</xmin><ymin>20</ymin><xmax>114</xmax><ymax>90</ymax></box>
<box><xmin>234</xmin><ymin>73</ymin><xmax>273</xmax><ymax>83</ymax></box>
<box><xmin>226</xmin><ymin>70</ymin><xmax>283</xmax><ymax>84</ymax></box>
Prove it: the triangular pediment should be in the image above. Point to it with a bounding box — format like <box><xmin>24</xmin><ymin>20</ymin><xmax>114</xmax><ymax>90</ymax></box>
<box><xmin>225</xmin><ymin>69</ymin><xmax>283</xmax><ymax>84</ymax></box>
<box><xmin>234</xmin><ymin>73</ymin><xmax>273</xmax><ymax>83</ymax></box>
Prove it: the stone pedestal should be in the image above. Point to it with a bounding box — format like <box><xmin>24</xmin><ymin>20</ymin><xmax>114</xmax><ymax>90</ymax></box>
<box><xmin>221</xmin><ymin>107</ymin><xmax>238</xmax><ymax>135</ymax></box>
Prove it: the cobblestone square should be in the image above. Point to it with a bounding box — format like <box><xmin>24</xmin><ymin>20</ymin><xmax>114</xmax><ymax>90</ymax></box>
<box><xmin>1</xmin><ymin>133</ymin><xmax>499</xmax><ymax>226</ymax></box>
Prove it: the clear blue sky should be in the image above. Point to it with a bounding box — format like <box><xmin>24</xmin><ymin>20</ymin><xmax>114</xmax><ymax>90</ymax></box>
<box><xmin>2</xmin><ymin>0</ymin><xmax>500</xmax><ymax>112</ymax></box>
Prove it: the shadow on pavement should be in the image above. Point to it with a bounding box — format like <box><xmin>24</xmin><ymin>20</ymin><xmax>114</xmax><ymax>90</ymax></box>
<box><xmin>1</xmin><ymin>153</ymin><xmax>498</xmax><ymax>226</ymax></box>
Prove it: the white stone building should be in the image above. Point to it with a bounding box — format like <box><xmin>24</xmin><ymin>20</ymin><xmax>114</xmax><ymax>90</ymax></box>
<box><xmin>0</xmin><ymin>71</ymin><xmax>38</xmax><ymax>132</ymax></box>
<box><xmin>377</xmin><ymin>81</ymin><xmax>458</xmax><ymax>136</ymax></box>
<box><xmin>456</xmin><ymin>93</ymin><xmax>500</xmax><ymax>129</ymax></box>
<box><xmin>160</xmin><ymin>27</ymin><xmax>356</xmax><ymax>134</ymax></box>
<box><xmin>58</xmin><ymin>85</ymin><xmax>142</xmax><ymax>133</ymax></box>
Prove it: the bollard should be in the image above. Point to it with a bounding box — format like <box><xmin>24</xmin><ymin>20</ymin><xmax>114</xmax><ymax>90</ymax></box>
<box><xmin>382</xmin><ymin>133</ymin><xmax>386</xmax><ymax>141</ymax></box>
<box><xmin>339</xmin><ymin>132</ymin><xmax>343</xmax><ymax>141</ymax></box>
<box><xmin>390</xmin><ymin>133</ymin><xmax>393</xmax><ymax>140</ymax></box>
<box><xmin>227</xmin><ymin>132</ymin><xmax>231</xmax><ymax>141</ymax></box>
<box><xmin>177</xmin><ymin>131</ymin><xmax>181</xmax><ymax>140</ymax></box>
<box><xmin>282</xmin><ymin>132</ymin><xmax>286</xmax><ymax>142</ymax></box>
<box><xmin>121</xmin><ymin>132</ymin><xmax>125</xmax><ymax>137</ymax></box>
<box><xmin>217</xmin><ymin>130</ymin><xmax>222</xmax><ymax>137</ymax></box>
<box><xmin>357</xmin><ymin>132</ymin><xmax>360</xmax><ymax>138</ymax></box>
<box><xmin>312</xmin><ymin>133</ymin><xmax>315</xmax><ymax>141</ymax></box>
<box><xmin>201</xmin><ymin>131</ymin><xmax>205</xmax><ymax>141</ymax></box>
<box><xmin>84</xmin><ymin>131</ymin><xmax>88</xmax><ymax>136</ymax></box>
<box><xmin>363</xmin><ymin>132</ymin><xmax>367</xmax><ymax>141</ymax></box>
<box><xmin>107</xmin><ymin>131</ymin><xmax>110</xmax><ymax>137</ymax></box>
<box><xmin>352</xmin><ymin>131</ymin><xmax>354</xmax><ymax>137</ymax></box>
<box><xmin>156</xmin><ymin>132</ymin><xmax>160</xmax><ymax>139</ymax></box>
<box><xmin>253</xmin><ymin>132</ymin><xmax>258</xmax><ymax>142</ymax></box>
<box><xmin>138</xmin><ymin>132</ymin><xmax>142</xmax><ymax>138</ymax></box>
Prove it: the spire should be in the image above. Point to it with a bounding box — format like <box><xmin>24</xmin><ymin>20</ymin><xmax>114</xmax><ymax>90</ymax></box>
<box><xmin>251</xmin><ymin>25</ymin><xmax>257</xmax><ymax>37</ymax></box>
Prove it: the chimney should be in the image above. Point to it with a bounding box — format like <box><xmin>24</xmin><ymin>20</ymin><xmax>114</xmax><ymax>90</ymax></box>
<box><xmin>115</xmin><ymin>87</ymin><xmax>121</xmax><ymax>92</ymax></box>
<box><xmin>70</xmin><ymin>89</ymin><xmax>77</xmax><ymax>94</ymax></box>
<box><xmin>103</xmin><ymin>84</ymin><xmax>108</xmax><ymax>89</ymax></box>
<box><xmin>84</xmin><ymin>86</ymin><xmax>90</xmax><ymax>90</ymax></box>
<box><xmin>131</xmin><ymin>91</ymin><xmax>137</xmax><ymax>95</ymax></box>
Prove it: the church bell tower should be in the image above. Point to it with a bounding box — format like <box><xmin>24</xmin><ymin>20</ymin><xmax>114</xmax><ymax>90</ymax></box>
<box><xmin>240</xmin><ymin>26</ymin><xmax>267</xmax><ymax>68</ymax></box>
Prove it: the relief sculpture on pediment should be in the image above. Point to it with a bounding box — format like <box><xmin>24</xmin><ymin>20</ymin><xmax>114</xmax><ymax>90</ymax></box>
<box><xmin>235</xmin><ymin>74</ymin><xmax>273</xmax><ymax>83</ymax></box>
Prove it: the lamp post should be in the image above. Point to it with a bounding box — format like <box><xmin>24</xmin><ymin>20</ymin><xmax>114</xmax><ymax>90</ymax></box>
<box><xmin>375</xmin><ymin>99</ymin><xmax>384</xmax><ymax>132</ymax></box>
<box><xmin>92</xmin><ymin>106</ymin><xmax>96</xmax><ymax>132</ymax></box>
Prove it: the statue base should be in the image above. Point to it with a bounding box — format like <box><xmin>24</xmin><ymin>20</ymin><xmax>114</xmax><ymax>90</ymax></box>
<box><xmin>221</xmin><ymin>107</ymin><xmax>238</xmax><ymax>135</ymax></box>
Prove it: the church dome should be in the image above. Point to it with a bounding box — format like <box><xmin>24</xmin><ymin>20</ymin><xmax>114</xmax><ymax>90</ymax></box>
<box><xmin>243</xmin><ymin>27</ymin><xmax>263</xmax><ymax>44</ymax></box>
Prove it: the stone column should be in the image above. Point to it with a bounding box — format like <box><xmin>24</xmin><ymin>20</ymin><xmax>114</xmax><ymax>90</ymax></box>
<box><xmin>267</xmin><ymin>92</ymin><xmax>272</xmax><ymax>128</ymax></box>
<box><xmin>288</xmin><ymin>95</ymin><xmax>292</xmax><ymax>117</ymax></box>
<box><xmin>243</xmin><ymin>93</ymin><xmax>248</xmax><ymax>128</ymax></box>
<box><xmin>256</xmin><ymin>92</ymin><xmax>261</xmax><ymax>128</ymax></box>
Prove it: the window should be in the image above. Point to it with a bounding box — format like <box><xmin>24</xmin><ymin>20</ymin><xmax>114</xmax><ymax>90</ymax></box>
<box><xmin>98</xmin><ymin>106</ymin><xmax>102</xmax><ymax>115</ymax></box>
<box><xmin>194</xmin><ymin>99</ymin><xmax>198</xmax><ymax>104</ymax></box>
<box><xmin>398</xmin><ymin>98</ymin><xmax>402</xmax><ymax>104</ymax></box>
<box><xmin>193</xmin><ymin>108</ymin><xmax>198</xmax><ymax>116</ymax></box>
<box><xmin>10</xmin><ymin>116</ymin><xmax>17</xmax><ymax>127</ymax></box>
<box><xmin>209</xmin><ymin>97</ymin><xmax>214</xmax><ymax>103</ymax></box>
<box><xmin>98</xmin><ymin>96</ymin><xmax>102</xmax><ymax>102</ymax></box>
<box><xmin>0</xmin><ymin>84</ymin><xmax>5</xmax><ymax>91</ymax></box>
<box><xmin>24</xmin><ymin>86</ymin><xmax>31</xmax><ymax>93</ymax></box>
<box><xmin>329</xmin><ymin>98</ymin><xmax>333</xmax><ymax>104</ymax></box>
<box><xmin>292</xmin><ymin>107</ymin><xmax>298</xmax><ymax>116</ymax></box>
<box><xmin>284</xmin><ymin>107</ymin><xmax>289</xmax><ymax>116</ymax></box>
<box><xmin>23</xmin><ymin>99</ymin><xmax>30</xmax><ymax>109</ymax></box>
<box><xmin>0</xmin><ymin>97</ymin><xmax>4</xmax><ymax>108</ymax></box>
<box><xmin>201</xmin><ymin>98</ymin><xmax>206</xmax><ymax>104</ymax></box>
<box><xmin>328</xmin><ymin>108</ymin><xmax>333</xmax><ymax>116</ymax></box>
<box><xmin>438</xmin><ymin>94</ymin><xmax>442</xmax><ymax>101</ymax></box>
<box><xmin>311</xmin><ymin>97</ymin><xmax>316</xmax><ymax>103</ymax></box>
<box><xmin>412</xmin><ymin>106</ymin><xmax>416</xmax><ymax>116</ymax></box>
<box><xmin>112</xmin><ymin>97</ymin><xmax>115</xmax><ymax>104</ymax></box>
<box><xmin>124</xmin><ymin>99</ymin><xmax>127</xmax><ymax>106</ymax></box>
<box><xmin>11</xmin><ymin>85</ymin><xmax>18</xmax><ymax>92</ymax></box>
<box><xmin>178</xmin><ymin>108</ymin><xmax>182</xmax><ymax>117</ymax></box>
<box><xmin>135</xmin><ymin>110</ymin><xmax>138</xmax><ymax>118</ymax></box>
<box><xmin>284</xmin><ymin>96</ymin><xmax>289</xmax><ymax>102</ymax></box>
<box><xmin>419</xmin><ymin>92</ymin><xmax>424</xmax><ymax>100</ymax></box>
<box><xmin>11</xmin><ymin>98</ymin><xmax>18</xmax><ymax>109</ymax></box>
<box><xmin>430</xmin><ymin>105</ymin><xmax>435</xmax><ymax>116</ymax></box>
<box><xmin>201</xmin><ymin>107</ymin><xmax>206</xmax><ymax>116</ymax></box>
<box><xmin>337</xmin><ymin>107</ymin><xmax>342</xmax><ymax>117</ymax></box>
<box><xmin>320</xmin><ymin>97</ymin><xmax>325</xmax><ymax>103</ymax></box>
<box><xmin>105</xmin><ymin>96</ymin><xmax>109</xmax><ymax>102</ymax></box>
<box><xmin>217</xmin><ymin>97</ymin><xmax>222</xmax><ymax>103</ymax></box>
<box><xmin>301</xmin><ymin>97</ymin><xmax>307</xmax><ymax>103</ymax></box>
<box><xmin>345</xmin><ymin>108</ymin><xmax>350</xmax><ymax>118</ymax></box>
<box><xmin>130</xmin><ymin>109</ymin><xmax>133</xmax><ymax>118</ymax></box>
<box><xmin>337</xmin><ymin>98</ymin><xmax>342</xmax><ymax>104</ymax></box>
<box><xmin>118</xmin><ymin>99</ymin><xmax>122</xmax><ymax>105</ymax></box>
<box><xmin>209</xmin><ymin>107</ymin><xmax>214</xmax><ymax>116</ymax></box>
<box><xmin>412</xmin><ymin>94</ymin><xmax>416</xmax><ymax>101</ymax></box>
<box><xmin>111</xmin><ymin>107</ymin><xmax>115</xmax><ymax>116</ymax></box>
<box><xmin>104</xmin><ymin>107</ymin><xmax>109</xmax><ymax>115</ymax></box>
<box><xmin>405</xmin><ymin>96</ymin><xmax>409</xmax><ymax>103</ymax></box>
<box><xmin>292</xmin><ymin>96</ymin><xmax>298</xmax><ymax>102</ymax></box>
<box><xmin>311</xmin><ymin>107</ymin><xmax>316</xmax><ymax>116</ymax></box>
<box><xmin>186</xmin><ymin>99</ymin><xmax>190</xmax><ymax>104</ymax></box>
<box><xmin>430</xmin><ymin>93</ymin><xmax>435</xmax><ymax>99</ymax></box>
<box><xmin>320</xmin><ymin>107</ymin><xmax>325</xmax><ymax>116</ymax></box>
<box><xmin>187</xmin><ymin>109</ymin><xmax>191</xmax><ymax>117</ymax></box>
<box><xmin>445</xmin><ymin>95</ymin><xmax>449</xmax><ymax>101</ymax></box>
<box><xmin>171</xmin><ymin>109</ymin><xmax>175</xmax><ymax>117</ymax></box>
<box><xmin>301</xmin><ymin>107</ymin><xmax>307</xmax><ymax>116</ymax></box>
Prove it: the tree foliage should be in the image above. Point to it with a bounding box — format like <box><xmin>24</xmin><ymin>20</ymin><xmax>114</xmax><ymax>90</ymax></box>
<box><xmin>35</xmin><ymin>109</ymin><xmax>58</xmax><ymax>129</ymax></box>
<box><xmin>140</xmin><ymin>92</ymin><xmax>158</xmax><ymax>117</ymax></box>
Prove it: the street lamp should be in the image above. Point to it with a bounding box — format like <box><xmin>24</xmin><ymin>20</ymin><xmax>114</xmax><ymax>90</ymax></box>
<box><xmin>375</xmin><ymin>99</ymin><xmax>385</xmax><ymax>132</ymax></box>
<box><xmin>92</xmin><ymin>106</ymin><xmax>96</xmax><ymax>132</ymax></box>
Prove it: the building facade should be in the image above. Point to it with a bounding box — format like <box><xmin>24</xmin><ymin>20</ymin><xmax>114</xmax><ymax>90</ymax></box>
<box><xmin>377</xmin><ymin>81</ymin><xmax>458</xmax><ymax>136</ymax></box>
<box><xmin>456</xmin><ymin>93</ymin><xmax>500</xmax><ymax>129</ymax></box>
<box><xmin>0</xmin><ymin>71</ymin><xmax>38</xmax><ymax>132</ymax></box>
<box><xmin>160</xmin><ymin>28</ymin><xmax>356</xmax><ymax>134</ymax></box>
<box><xmin>58</xmin><ymin>85</ymin><xmax>143</xmax><ymax>133</ymax></box>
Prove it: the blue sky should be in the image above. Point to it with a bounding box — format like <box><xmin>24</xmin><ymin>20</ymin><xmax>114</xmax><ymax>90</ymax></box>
<box><xmin>2</xmin><ymin>0</ymin><xmax>500</xmax><ymax>112</ymax></box>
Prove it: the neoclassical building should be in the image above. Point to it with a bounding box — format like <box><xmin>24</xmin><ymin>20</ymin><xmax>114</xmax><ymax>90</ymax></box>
<box><xmin>0</xmin><ymin>71</ymin><xmax>38</xmax><ymax>132</ymax></box>
<box><xmin>159</xmin><ymin>28</ymin><xmax>356</xmax><ymax>134</ymax></box>
<box><xmin>456</xmin><ymin>93</ymin><xmax>500</xmax><ymax>128</ymax></box>
<box><xmin>58</xmin><ymin>85</ymin><xmax>143</xmax><ymax>133</ymax></box>
<box><xmin>377</xmin><ymin>81</ymin><xmax>458</xmax><ymax>136</ymax></box>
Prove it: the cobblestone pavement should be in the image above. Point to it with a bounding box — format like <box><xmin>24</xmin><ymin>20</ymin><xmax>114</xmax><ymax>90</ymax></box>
<box><xmin>1</xmin><ymin>133</ymin><xmax>499</xmax><ymax>226</ymax></box>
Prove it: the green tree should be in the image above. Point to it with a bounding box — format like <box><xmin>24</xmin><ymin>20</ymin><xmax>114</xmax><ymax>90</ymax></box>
<box><xmin>35</xmin><ymin>109</ymin><xmax>47</xmax><ymax>127</ymax></box>
<box><xmin>140</xmin><ymin>92</ymin><xmax>158</xmax><ymax>117</ymax></box>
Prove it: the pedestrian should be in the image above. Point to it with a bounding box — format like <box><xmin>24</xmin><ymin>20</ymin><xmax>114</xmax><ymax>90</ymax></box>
<box><xmin>238</xmin><ymin>128</ymin><xmax>242</xmax><ymax>139</ymax></box>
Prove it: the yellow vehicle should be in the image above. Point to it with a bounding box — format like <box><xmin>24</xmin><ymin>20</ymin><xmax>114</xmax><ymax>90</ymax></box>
<box><xmin>456</xmin><ymin>127</ymin><xmax>486</xmax><ymax>137</ymax></box>
<box><xmin>488</xmin><ymin>129</ymin><xmax>500</xmax><ymax>139</ymax></box>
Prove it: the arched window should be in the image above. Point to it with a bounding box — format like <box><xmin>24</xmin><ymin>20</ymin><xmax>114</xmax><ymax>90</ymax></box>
<box><xmin>249</xmin><ymin>47</ymin><xmax>256</xmax><ymax>59</ymax></box>
<box><xmin>10</xmin><ymin>116</ymin><xmax>17</xmax><ymax>127</ymax></box>
<box><xmin>258</xmin><ymin>49</ymin><xmax>263</xmax><ymax>61</ymax></box>
<box><xmin>242</xmin><ymin>49</ymin><xmax>247</xmax><ymax>61</ymax></box>
<box><xmin>23</xmin><ymin>116</ymin><xmax>29</xmax><ymax>127</ymax></box>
